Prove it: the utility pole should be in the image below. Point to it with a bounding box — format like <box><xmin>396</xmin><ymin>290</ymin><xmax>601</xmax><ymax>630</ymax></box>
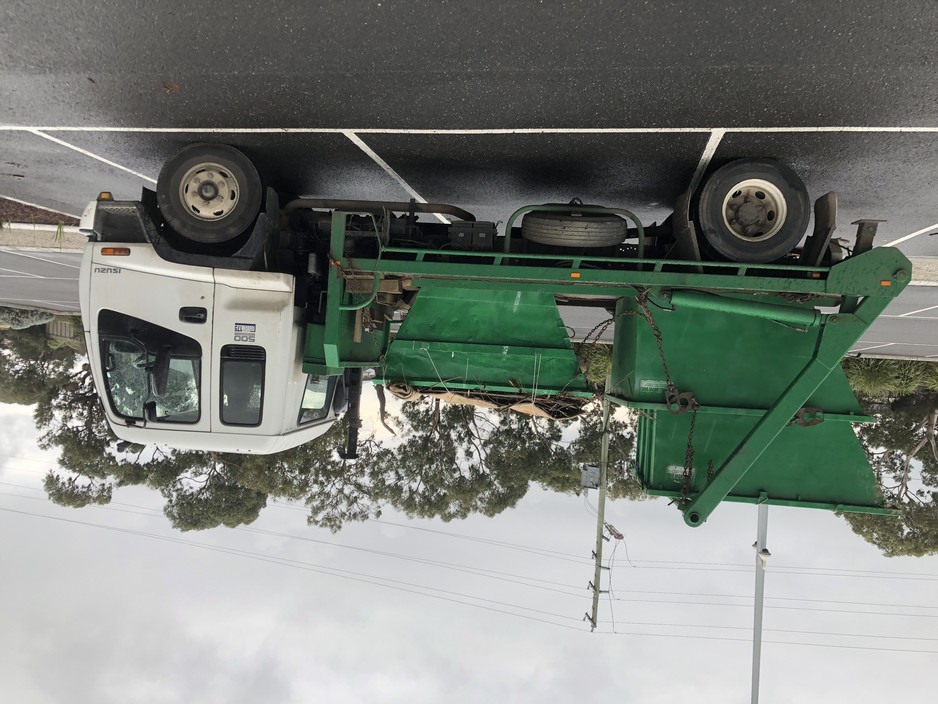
<box><xmin>587</xmin><ymin>398</ymin><xmax>612</xmax><ymax>631</ymax></box>
<box><xmin>751</xmin><ymin>499</ymin><xmax>770</xmax><ymax>704</ymax></box>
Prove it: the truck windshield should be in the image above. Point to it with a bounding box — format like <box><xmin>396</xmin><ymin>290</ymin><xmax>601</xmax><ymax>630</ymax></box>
<box><xmin>97</xmin><ymin>310</ymin><xmax>202</xmax><ymax>424</ymax></box>
<box><xmin>299</xmin><ymin>374</ymin><xmax>336</xmax><ymax>425</ymax></box>
<box><xmin>102</xmin><ymin>339</ymin><xmax>201</xmax><ymax>422</ymax></box>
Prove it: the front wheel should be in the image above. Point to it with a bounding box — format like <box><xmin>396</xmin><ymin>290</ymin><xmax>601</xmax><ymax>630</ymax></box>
<box><xmin>156</xmin><ymin>143</ymin><xmax>262</xmax><ymax>244</ymax></box>
<box><xmin>695</xmin><ymin>159</ymin><xmax>810</xmax><ymax>263</ymax></box>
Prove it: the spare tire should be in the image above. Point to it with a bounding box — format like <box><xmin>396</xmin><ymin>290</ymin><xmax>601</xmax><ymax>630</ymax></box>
<box><xmin>695</xmin><ymin>159</ymin><xmax>810</xmax><ymax>263</ymax></box>
<box><xmin>156</xmin><ymin>143</ymin><xmax>262</xmax><ymax>244</ymax></box>
<box><xmin>521</xmin><ymin>212</ymin><xmax>626</xmax><ymax>248</ymax></box>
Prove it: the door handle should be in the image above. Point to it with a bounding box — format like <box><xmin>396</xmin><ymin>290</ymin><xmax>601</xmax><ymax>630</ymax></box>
<box><xmin>179</xmin><ymin>307</ymin><xmax>207</xmax><ymax>324</ymax></box>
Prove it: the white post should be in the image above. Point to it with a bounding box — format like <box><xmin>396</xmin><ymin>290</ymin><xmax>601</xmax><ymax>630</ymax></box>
<box><xmin>751</xmin><ymin>501</ymin><xmax>770</xmax><ymax>704</ymax></box>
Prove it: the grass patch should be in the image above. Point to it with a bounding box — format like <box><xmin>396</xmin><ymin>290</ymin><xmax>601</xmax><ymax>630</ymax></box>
<box><xmin>574</xmin><ymin>342</ymin><xmax>612</xmax><ymax>386</ymax></box>
<box><xmin>53</xmin><ymin>221</ymin><xmax>65</xmax><ymax>247</ymax></box>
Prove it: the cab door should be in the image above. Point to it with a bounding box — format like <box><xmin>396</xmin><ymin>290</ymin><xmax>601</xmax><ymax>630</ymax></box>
<box><xmin>211</xmin><ymin>269</ymin><xmax>297</xmax><ymax>436</ymax></box>
<box><xmin>86</xmin><ymin>243</ymin><xmax>215</xmax><ymax>433</ymax></box>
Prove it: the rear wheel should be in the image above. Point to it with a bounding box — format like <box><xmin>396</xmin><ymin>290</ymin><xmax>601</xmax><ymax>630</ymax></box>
<box><xmin>157</xmin><ymin>143</ymin><xmax>262</xmax><ymax>244</ymax></box>
<box><xmin>521</xmin><ymin>211</ymin><xmax>626</xmax><ymax>248</ymax></box>
<box><xmin>695</xmin><ymin>159</ymin><xmax>810</xmax><ymax>263</ymax></box>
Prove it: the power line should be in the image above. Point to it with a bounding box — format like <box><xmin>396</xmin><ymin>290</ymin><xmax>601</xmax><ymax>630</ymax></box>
<box><xmin>611</xmin><ymin>596</ymin><xmax>938</xmax><ymax>619</ymax></box>
<box><xmin>9</xmin><ymin>462</ymin><xmax>938</xmax><ymax>582</ymax></box>
<box><xmin>10</xmin><ymin>487</ymin><xmax>938</xmax><ymax>626</ymax></box>
<box><xmin>594</xmin><ymin>629</ymin><xmax>938</xmax><ymax>655</ymax></box>
<box><xmin>2</xmin><ymin>502</ymin><xmax>936</xmax><ymax>653</ymax></box>
<box><xmin>606</xmin><ymin>540</ymin><xmax>620</xmax><ymax>633</ymax></box>
<box><xmin>0</xmin><ymin>490</ymin><xmax>585</xmax><ymax>597</ymax></box>
<box><xmin>6</xmin><ymin>484</ymin><xmax>938</xmax><ymax>615</ymax></box>
<box><xmin>595</xmin><ymin>618</ymin><xmax>938</xmax><ymax>642</ymax></box>
<box><xmin>0</xmin><ymin>505</ymin><xmax>585</xmax><ymax>631</ymax></box>
<box><xmin>609</xmin><ymin>587</ymin><xmax>938</xmax><ymax>612</ymax></box>
<box><xmin>366</xmin><ymin>515</ymin><xmax>592</xmax><ymax>564</ymax></box>
<box><xmin>275</xmin><ymin>501</ymin><xmax>592</xmax><ymax>563</ymax></box>
<box><xmin>246</xmin><ymin>524</ymin><xmax>586</xmax><ymax>597</ymax></box>
<box><xmin>8</xmin><ymin>460</ymin><xmax>938</xmax><ymax>581</ymax></box>
<box><xmin>0</xmin><ymin>452</ymin><xmax>60</xmax><ymax>466</ymax></box>
<box><xmin>616</xmin><ymin>558</ymin><xmax>938</xmax><ymax>581</ymax></box>
<box><xmin>292</xmin><ymin>501</ymin><xmax>938</xmax><ymax>582</ymax></box>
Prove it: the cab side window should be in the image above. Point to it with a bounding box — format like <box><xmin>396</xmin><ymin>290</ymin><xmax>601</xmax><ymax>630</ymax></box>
<box><xmin>97</xmin><ymin>309</ymin><xmax>201</xmax><ymax>423</ymax></box>
<box><xmin>220</xmin><ymin>345</ymin><xmax>266</xmax><ymax>426</ymax></box>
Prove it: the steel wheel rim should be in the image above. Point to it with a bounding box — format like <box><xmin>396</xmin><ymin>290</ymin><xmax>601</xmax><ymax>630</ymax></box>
<box><xmin>178</xmin><ymin>162</ymin><xmax>240</xmax><ymax>222</ymax></box>
<box><xmin>721</xmin><ymin>178</ymin><xmax>787</xmax><ymax>242</ymax></box>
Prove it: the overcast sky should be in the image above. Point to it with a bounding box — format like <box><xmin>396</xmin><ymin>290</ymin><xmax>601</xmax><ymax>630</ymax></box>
<box><xmin>2</xmin><ymin>398</ymin><xmax>937</xmax><ymax>704</ymax></box>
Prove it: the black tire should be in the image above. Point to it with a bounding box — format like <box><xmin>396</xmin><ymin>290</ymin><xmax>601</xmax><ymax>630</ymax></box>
<box><xmin>696</xmin><ymin>159</ymin><xmax>810</xmax><ymax>263</ymax></box>
<box><xmin>156</xmin><ymin>143</ymin><xmax>262</xmax><ymax>244</ymax></box>
<box><xmin>521</xmin><ymin>212</ymin><xmax>626</xmax><ymax>248</ymax></box>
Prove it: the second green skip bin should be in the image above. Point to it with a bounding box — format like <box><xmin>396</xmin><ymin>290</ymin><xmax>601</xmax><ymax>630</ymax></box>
<box><xmin>607</xmin><ymin>288</ymin><xmax>892</xmax><ymax>526</ymax></box>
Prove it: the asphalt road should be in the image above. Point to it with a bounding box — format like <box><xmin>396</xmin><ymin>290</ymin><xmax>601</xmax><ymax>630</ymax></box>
<box><xmin>1</xmin><ymin>1</ymin><xmax>936</xmax><ymax>353</ymax></box>
<box><xmin>3</xmin><ymin>248</ymin><xmax>935</xmax><ymax>358</ymax></box>
<box><xmin>0</xmin><ymin>249</ymin><xmax>80</xmax><ymax>313</ymax></box>
<box><xmin>1</xmin><ymin>2</ymin><xmax>938</xmax><ymax>258</ymax></box>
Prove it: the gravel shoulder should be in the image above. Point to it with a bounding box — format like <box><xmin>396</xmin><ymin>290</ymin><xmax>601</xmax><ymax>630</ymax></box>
<box><xmin>0</xmin><ymin>197</ymin><xmax>80</xmax><ymax>226</ymax></box>
<box><xmin>0</xmin><ymin>197</ymin><xmax>85</xmax><ymax>249</ymax></box>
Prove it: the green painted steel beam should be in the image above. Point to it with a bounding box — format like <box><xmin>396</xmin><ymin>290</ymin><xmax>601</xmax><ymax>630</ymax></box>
<box><xmin>668</xmin><ymin>290</ymin><xmax>824</xmax><ymax>327</ymax></box>
<box><xmin>351</xmin><ymin>246</ymin><xmax>909</xmax><ymax>299</ymax></box>
<box><xmin>322</xmin><ymin>213</ymin><xmax>348</xmax><ymax>369</ymax></box>
<box><xmin>371</xmin><ymin>377</ymin><xmax>595</xmax><ymax>397</ymax></box>
<box><xmin>646</xmin><ymin>489</ymin><xmax>899</xmax><ymax>516</ymax></box>
<box><xmin>619</xmin><ymin>399</ymin><xmax>873</xmax><ymax>424</ymax></box>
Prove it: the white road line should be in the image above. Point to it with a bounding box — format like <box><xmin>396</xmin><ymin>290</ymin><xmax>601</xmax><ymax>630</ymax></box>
<box><xmin>855</xmin><ymin>340</ymin><xmax>938</xmax><ymax>348</ymax></box>
<box><xmin>27</xmin><ymin>130</ymin><xmax>157</xmax><ymax>184</ymax></box>
<box><xmin>0</xmin><ymin>276</ymin><xmax>77</xmax><ymax>281</ymax></box>
<box><xmin>0</xmin><ymin>193</ymin><xmax>80</xmax><ymax>219</ymax></box>
<box><xmin>882</xmin><ymin>314</ymin><xmax>938</xmax><ymax>320</ymax></box>
<box><xmin>898</xmin><ymin>304</ymin><xmax>938</xmax><ymax>317</ymax></box>
<box><xmin>1</xmin><ymin>297</ymin><xmax>79</xmax><ymax>307</ymax></box>
<box><xmin>6</xmin><ymin>123</ymin><xmax>938</xmax><ymax>247</ymax></box>
<box><xmin>883</xmin><ymin>222</ymin><xmax>938</xmax><ymax>247</ymax></box>
<box><xmin>686</xmin><ymin>129</ymin><xmax>725</xmax><ymax>196</ymax></box>
<box><xmin>0</xmin><ymin>250</ymin><xmax>81</xmax><ymax>269</ymax></box>
<box><xmin>728</xmin><ymin>126</ymin><xmax>938</xmax><ymax>133</ymax></box>
<box><xmin>851</xmin><ymin>343</ymin><xmax>896</xmax><ymax>352</ymax></box>
<box><xmin>4</xmin><ymin>125</ymin><xmax>938</xmax><ymax>134</ymax></box>
<box><xmin>343</xmin><ymin>131</ymin><xmax>449</xmax><ymax>224</ymax></box>
<box><xmin>0</xmin><ymin>267</ymin><xmax>41</xmax><ymax>278</ymax></box>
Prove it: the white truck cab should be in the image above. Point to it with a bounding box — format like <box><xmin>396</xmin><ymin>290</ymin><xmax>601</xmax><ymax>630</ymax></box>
<box><xmin>79</xmin><ymin>199</ymin><xmax>345</xmax><ymax>454</ymax></box>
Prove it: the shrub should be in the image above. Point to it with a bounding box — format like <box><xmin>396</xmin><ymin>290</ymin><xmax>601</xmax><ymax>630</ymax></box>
<box><xmin>0</xmin><ymin>306</ymin><xmax>55</xmax><ymax>330</ymax></box>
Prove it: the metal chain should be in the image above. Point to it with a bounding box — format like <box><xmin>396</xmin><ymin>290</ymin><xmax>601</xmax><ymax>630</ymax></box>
<box><xmin>579</xmin><ymin>314</ymin><xmax>624</xmax><ymax>350</ymax></box>
<box><xmin>778</xmin><ymin>292</ymin><xmax>822</xmax><ymax>304</ymax></box>
<box><xmin>577</xmin><ymin>291</ymin><xmax>674</xmax><ymax>386</ymax></box>
<box><xmin>575</xmin><ymin>290</ymin><xmax>703</xmax><ymax>500</ymax></box>
<box><xmin>632</xmin><ymin>291</ymin><xmax>702</xmax><ymax>501</ymax></box>
<box><xmin>633</xmin><ymin>292</ymin><xmax>674</xmax><ymax>390</ymax></box>
<box><xmin>680</xmin><ymin>405</ymin><xmax>699</xmax><ymax>502</ymax></box>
